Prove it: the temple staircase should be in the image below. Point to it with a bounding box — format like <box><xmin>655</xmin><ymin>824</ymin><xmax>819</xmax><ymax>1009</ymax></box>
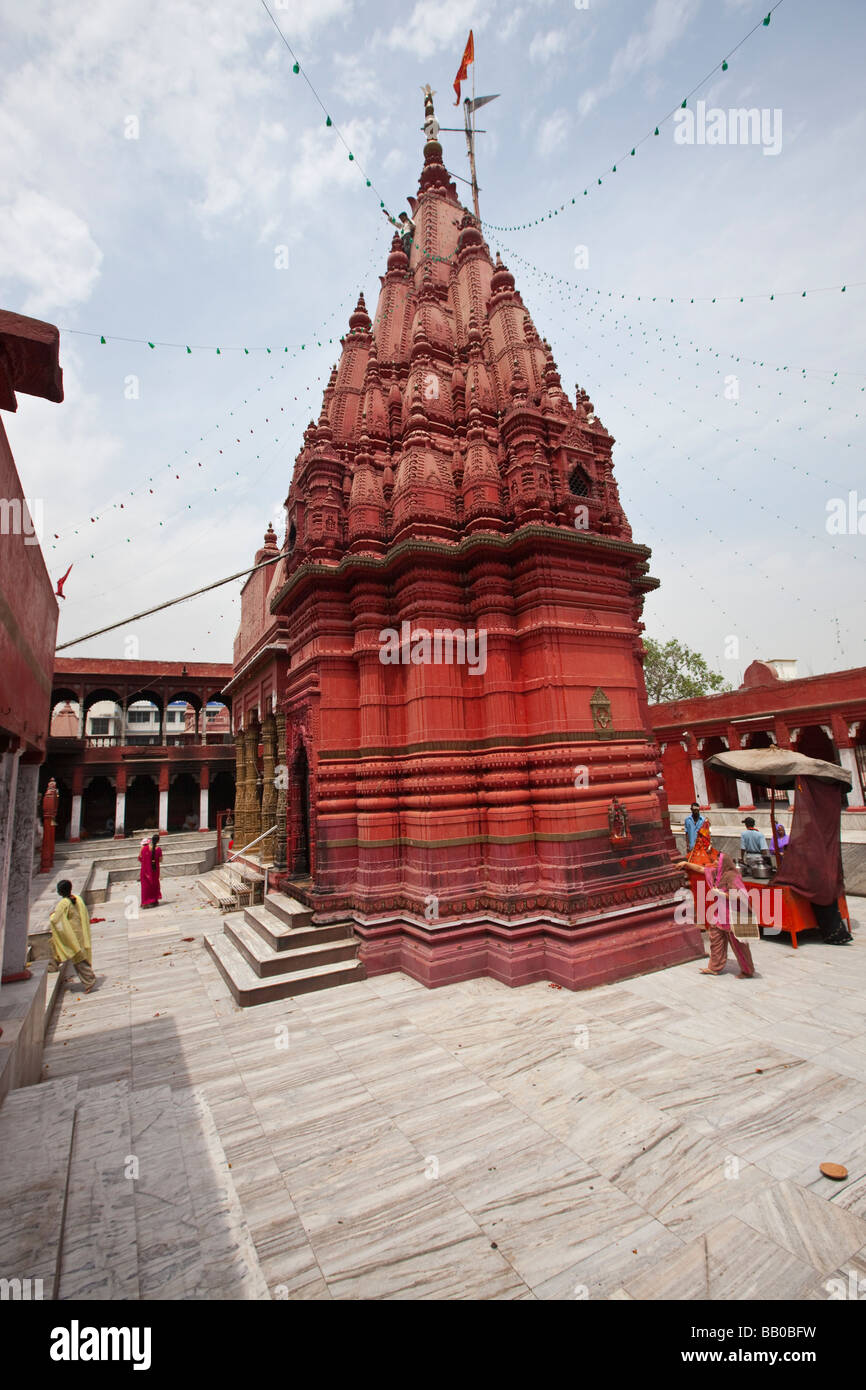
<box><xmin>195</xmin><ymin>861</ymin><xmax>264</xmax><ymax>912</ymax></box>
<box><xmin>0</xmin><ymin>1076</ymin><xmax>269</xmax><ymax>1300</ymax></box>
<box><xmin>204</xmin><ymin>891</ymin><xmax>364</xmax><ymax>1006</ymax></box>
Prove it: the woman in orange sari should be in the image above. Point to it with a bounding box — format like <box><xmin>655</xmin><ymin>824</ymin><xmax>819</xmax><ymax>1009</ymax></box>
<box><xmin>687</xmin><ymin>818</ymin><xmax>718</xmax><ymax>867</ymax></box>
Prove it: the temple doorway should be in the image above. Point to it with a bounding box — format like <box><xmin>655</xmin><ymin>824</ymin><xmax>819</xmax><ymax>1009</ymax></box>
<box><xmin>82</xmin><ymin>775</ymin><xmax>115</xmax><ymax>837</ymax></box>
<box><xmin>290</xmin><ymin>744</ymin><xmax>311</xmax><ymax>876</ymax></box>
<box><xmin>168</xmin><ymin>772</ymin><xmax>199</xmax><ymax>831</ymax></box>
<box><xmin>702</xmin><ymin>737</ymin><xmax>738</xmax><ymax>808</ymax></box>
<box><xmin>209</xmin><ymin>770</ymin><xmax>235</xmax><ymax>829</ymax></box>
<box><xmin>127</xmin><ymin>775</ymin><xmax>158</xmax><ymax>833</ymax></box>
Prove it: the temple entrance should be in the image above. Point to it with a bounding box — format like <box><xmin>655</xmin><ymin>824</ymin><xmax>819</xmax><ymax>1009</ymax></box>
<box><xmin>168</xmin><ymin>771</ymin><xmax>199</xmax><ymax>830</ymax></box>
<box><xmin>290</xmin><ymin>744</ymin><xmax>311</xmax><ymax>876</ymax></box>
<box><xmin>127</xmin><ymin>774</ymin><xmax>158</xmax><ymax>833</ymax></box>
<box><xmin>702</xmin><ymin>737</ymin><xmax>738</xmax><ymax>808</ymax></box>
<box><xmin>794</xmin><ymin>724</ymin><xmax>838</xmax><ymax>765</ymax></box>
<box><xmin>82</xmin><ymin>775</ymin><xmax>115</xmax><ymax>837</ymax></box>
<box><xmin>209</xmin><ymin>770</ymin><xmax>235</xmax><ymax>829</ymax></box>
<box><xmin>741</xmin><ymin>731</ymin><xmax>774</xmax><ymax>805</ymax></box>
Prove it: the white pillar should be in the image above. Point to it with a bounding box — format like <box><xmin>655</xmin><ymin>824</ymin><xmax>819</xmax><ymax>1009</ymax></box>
<box><xmin>114</xmin><ymin>788</ymin><xmax>126</xmax><ymax>836</ymax></box>
<box><xmin>70</xmin><ymin>793</ymin><xmax>82</xmax><ymax>841</ymax></box>
<box><xmin>736</xmin><ymin>779</ymin><xmax>755</xmax><ymax>809</ymax></box>
<box><xmin>839</xmin><ymin>748</ymin><xmax>865</xmax><ymax>807</ymax></box>
<box><xmin>690</xmin><ymin>758</ymin><xmax>709</xmax><ymax>806</ymax></box>
<box><xmin>199</xmin><ymin>784</ymin><xmax>209</xmax><ymax>830</ymax></box>
<box><xmin>0</xmin><ymin>748</ymin><xmax>22</xmax><ymax>986</ymax></box>
<box><xmin>3</xmin><ymin>763</ymin><xmax>40</xmax><ymax>978</ymax></box>
<box><xmin>158</xmin><ymin>789</ymin><xmax>169</xmax><ymax>833</ymax></box>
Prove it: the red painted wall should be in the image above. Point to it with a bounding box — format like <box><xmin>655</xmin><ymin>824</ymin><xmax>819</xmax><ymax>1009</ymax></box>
<box><xmin>0</xmin><ymin>417</ymin><xmax>58</xmax><ymax>753</ymax></box>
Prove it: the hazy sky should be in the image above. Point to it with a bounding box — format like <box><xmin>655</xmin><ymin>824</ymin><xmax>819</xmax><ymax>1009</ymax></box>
<box><xmin>2</xmin><ymin>0</ymin><xmax>864</xmax><ymax>685</ymax></box>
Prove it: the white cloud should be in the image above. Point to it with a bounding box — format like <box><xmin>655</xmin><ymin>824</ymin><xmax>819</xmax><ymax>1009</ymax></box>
<box><xmin>288</xmin><ymin>119</ymin><xmax>376</xmax><ymax>204</ymax></box>
<box><xmin>579</xmin><ymin>0</ymin><xmax>701</xmax><ymax>118</ymax></box>
<box><xmin>536</xmin><ymin>109</ymin><xmax>570</xmax><ymax>157</ymax></box>
<box><xmin>384</xmin><ymin>0</ymin><xmax>492</xmax><ymax>60</ymax></box>
<box><xmin>0</xmin><ymin>192</ymin><xmax>103</xmax><ymax>315</ymax></box>
<box><xmin>529</xmin><ymin>29</ymin><xmax>567</xmax><ymax>64</ymax></box>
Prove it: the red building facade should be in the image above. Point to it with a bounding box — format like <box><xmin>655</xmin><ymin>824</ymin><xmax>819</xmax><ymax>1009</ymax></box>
<box><xmin>653</xmin><ymin>659</ymin><xmax>866</xmax><ymax>812</ymax></box>
<box><xmin>0</xmin><ymin>309</ymin><xmax>63</xmax><ymax>983</ymax></box>
<box><xmin>230</xmin><ymin>95</ymin><xmax>702</xmax><ymax>989</ymax></box>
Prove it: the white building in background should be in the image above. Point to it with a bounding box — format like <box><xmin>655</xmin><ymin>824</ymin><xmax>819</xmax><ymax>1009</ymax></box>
<box><xmin>766</xmin><ymin>659</ymin><xmax>799</xmax><ymax>681</ymax></box>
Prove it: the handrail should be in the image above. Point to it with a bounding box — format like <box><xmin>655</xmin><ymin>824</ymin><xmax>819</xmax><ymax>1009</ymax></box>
<box><xmin>226</xmin><ymin>825</ymin><xmax>278</xmax><ymax>909</ymax></box>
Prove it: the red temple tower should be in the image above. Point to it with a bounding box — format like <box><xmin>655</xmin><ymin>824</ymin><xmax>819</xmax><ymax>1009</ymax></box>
<box><xmin>231</xmin><ymin>92</ymin><xmax>703</xmax><ymax>990</ymax></box>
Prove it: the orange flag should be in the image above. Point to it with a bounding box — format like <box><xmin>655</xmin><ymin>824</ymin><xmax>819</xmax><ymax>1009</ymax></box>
<box><xmin>453</xmin><ymin>30</ymin><xmax>474</xmax><ymax>105</ymax></box>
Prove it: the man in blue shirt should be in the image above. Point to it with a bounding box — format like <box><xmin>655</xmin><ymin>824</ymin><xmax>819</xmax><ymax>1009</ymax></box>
<box><xmin>683</xmin><ymin>802</ymin><xmax>705</xmax><ymax>853</ymax></box>
<box><xmin>740</xmin><ymin>817</ymin><xmax>771</xmax><ymax>877</ymax></box>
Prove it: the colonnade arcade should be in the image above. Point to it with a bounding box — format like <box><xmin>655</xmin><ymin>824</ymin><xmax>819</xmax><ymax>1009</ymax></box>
<box><xmin>658</xmin><ymin>719</ymin><xmax>866</xmax><ymax>810</ymax></box>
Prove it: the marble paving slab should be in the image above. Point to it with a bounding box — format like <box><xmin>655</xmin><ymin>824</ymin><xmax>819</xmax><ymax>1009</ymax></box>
<box><xmin>26</xmin><ymin>877</ymin><xmax>866</xmax><ymax>1301</ymax></box>
<box><xmin>737</xmin><ymin>1179</ymin><xmax>866</xmax><ymax>1274</ymax></box>
<box><xmin>623</xmin><ymin>1215</ymin><xmax>816</xmax><ymax>1300</ymax></box>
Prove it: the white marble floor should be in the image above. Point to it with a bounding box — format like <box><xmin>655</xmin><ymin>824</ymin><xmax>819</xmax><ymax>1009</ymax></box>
<box><xmin>40</xmin><ymin>879</ymin><xmax>866</xmax><ymax>1300</ymax></box>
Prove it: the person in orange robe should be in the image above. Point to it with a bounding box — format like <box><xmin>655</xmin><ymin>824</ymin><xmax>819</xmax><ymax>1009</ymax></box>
<box><xmin>686</xmin><ymin>818</ymin><xmax>719</xmax><ymax>867</ymax></box>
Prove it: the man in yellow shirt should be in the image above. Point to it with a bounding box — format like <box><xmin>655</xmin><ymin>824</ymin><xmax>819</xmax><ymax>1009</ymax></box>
<box><xmin>49</xmin><ymin>880</ymin><xmax>96</xmax><ymax>992</ymax></box>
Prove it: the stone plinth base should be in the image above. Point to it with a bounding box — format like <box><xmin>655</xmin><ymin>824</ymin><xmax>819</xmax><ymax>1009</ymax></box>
<box><xmin>0</xmin><ymin>960</ymin><xmax>50</xmax><ymax>1104</ymax></box>
<box><xmin>355</xmin><ymin>901</ymin><xmax>704</xmax><ymax>992</ymax></box>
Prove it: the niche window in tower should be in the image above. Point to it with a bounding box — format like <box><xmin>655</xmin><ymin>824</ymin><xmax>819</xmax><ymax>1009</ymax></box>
<box><xmin>568</xmin><ymin>465</ymin><xmax>591</xmax><ymax>498</ymax></box>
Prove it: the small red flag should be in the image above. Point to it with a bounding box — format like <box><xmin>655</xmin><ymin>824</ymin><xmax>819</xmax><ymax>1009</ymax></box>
<box><xmin>453</xmin><ymin>30</ymin><xmax>474</xmax><ymax>105</ymax></box>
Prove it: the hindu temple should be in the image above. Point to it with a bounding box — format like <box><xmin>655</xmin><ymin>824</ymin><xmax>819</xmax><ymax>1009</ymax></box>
<box><xmin>225</xmin><ymin>90</ymin><xmax>703</xmax><ymax>991</ymax></box>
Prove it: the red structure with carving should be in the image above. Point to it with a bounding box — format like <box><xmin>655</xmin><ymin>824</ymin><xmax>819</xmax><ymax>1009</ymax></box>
<box><xmin>230</xmin><ymin>95</ymin><xmax>702</xmax><ymax>989</ymax></box>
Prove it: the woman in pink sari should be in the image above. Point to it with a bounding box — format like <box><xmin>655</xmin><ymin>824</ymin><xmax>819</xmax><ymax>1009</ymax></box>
<box><xmin>700</xmin><ymin>851</ymin><xmax>755</xmax><ymax>978</ymax></box>
<box><xmin>139</xmin><ymin>833</ymin><xmax>162</xmax><ymax>908</ymax></box>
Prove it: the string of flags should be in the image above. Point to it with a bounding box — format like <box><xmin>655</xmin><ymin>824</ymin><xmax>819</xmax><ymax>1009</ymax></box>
<box><xmin>51</xmin><ymin>240</ymin><xmax>390</xmax><ymax>547</ymax></box>
<box><xmin>499</xmin><ymin>240</ymin><xmax>861</xmax><ymax>319</ymax></box>
<box><xmin>483</xmin><ymin>3</ymin><xmax>785</xmax><ymax>232</ymax></box>
<box><xmin>500</xmin><ymin>241</ymin><xmax>866</xmax><ymax>386</ymax></box>
<box><xmin>611</xmin><ymin>391</ymin><xmax>865</xmax><ymax>641</ymax></box>
<box><xmin>533</xmin><ymin>284</ymin><xmax>863</xmax><ymax>489</ymax></box>
<box><xmin>525</xmin><ymin>288</ymin><xmax>866</xmax><ymax>618</ymax></box>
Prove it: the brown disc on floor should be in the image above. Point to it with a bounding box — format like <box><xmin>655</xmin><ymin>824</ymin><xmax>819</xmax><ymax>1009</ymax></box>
<box><xmin>819</xmin><ymin>1162</ymin><xmax>848</xmax><ymax>1180</ymax></box>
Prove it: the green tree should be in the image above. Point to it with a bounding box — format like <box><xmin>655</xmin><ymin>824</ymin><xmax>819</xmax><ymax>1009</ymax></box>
<box><xmin>643</xmin><ymin>638</ymin><xmax>732</xmax><ymax>705</ymax></box>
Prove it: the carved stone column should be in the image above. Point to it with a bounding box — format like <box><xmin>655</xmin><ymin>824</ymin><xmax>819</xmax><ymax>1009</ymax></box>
<box><xmin>233</xmin><ymin>730</ymin><xmax>246</xmax><ymax>844</ymax></box>
<box><xmin>242</xmin><ymin>724</ymin><xmax>259</xmax><ymax>849</ymax></box>
<box><xmin>274</xmin><ymin>710</ymin><xmax>288</xmax><ymax>870</ymax></box>
<box><xmin>260</xmin><ymin>712</ymin><xmax>277</xmax><ymax>863</ymax></box>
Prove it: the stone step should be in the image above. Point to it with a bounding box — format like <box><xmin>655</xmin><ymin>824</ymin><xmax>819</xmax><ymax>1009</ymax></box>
<box><xmin>244</xmin><ymin>904</ymin><xmax>349</xmax><ymax>952</ymax></box>
<box><xmin>0</xmin><ymin>1076</ymin><xmax>79</xmax><ymax>1299</ymax></box>
<box><xmin>262</xmin><ymin>891</ymin><xmax>315</xmax><ymax>930</ymax></box>
<box><xmin>225</xmin><ymin>917</ymin><xmax>357</xmax><ymax>978</ymax></box>
<box><xmin>97</xmin><ymin>849</ymin><xmax>211</xmax><ymax>869</ymax></box>
<box><xmin>60</xmin><ymin>832</ymin><xmax>215</xmax><ymax>861</ymax></box>
<box><xmin>108</xmin><ymin>854</ymin><xmax>211</xmax><ymax>883</ymax></box>
<box><xmin>57</xmin><ymin>1080</ymin><xmax>140</xmax><ymax>1300</ymax></box>
<box><xmin>172</xmin><ymin>1087</ymin><xmax>270</xmax><ymax>1299</ymax></box>
<box><xmin>196</xmin><ymin>866</ymin><xmax>263</xmax><ymax>911</ymax></box>
<box><xmin>204</xmin><ymin>929</ymin><xmax>365</xmax><ymax>1006</ymax></box>
<box><xmin>128</xmin><ymin>1085</ymin><xmax>209</xmax><ymax>1299</ymax></box>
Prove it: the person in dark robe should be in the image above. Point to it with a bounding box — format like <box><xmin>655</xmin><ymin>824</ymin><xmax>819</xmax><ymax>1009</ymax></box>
<box><xmin>775</xmin><ymin>778</ymin><xmax>852</xmax><ymax>944</ymax></box>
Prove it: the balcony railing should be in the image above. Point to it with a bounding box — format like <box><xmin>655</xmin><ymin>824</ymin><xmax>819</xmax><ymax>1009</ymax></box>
<box><xmin>76</xmin><ymin>734</ymin><xmax>234</xmax><ymax>750</ymax></box>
